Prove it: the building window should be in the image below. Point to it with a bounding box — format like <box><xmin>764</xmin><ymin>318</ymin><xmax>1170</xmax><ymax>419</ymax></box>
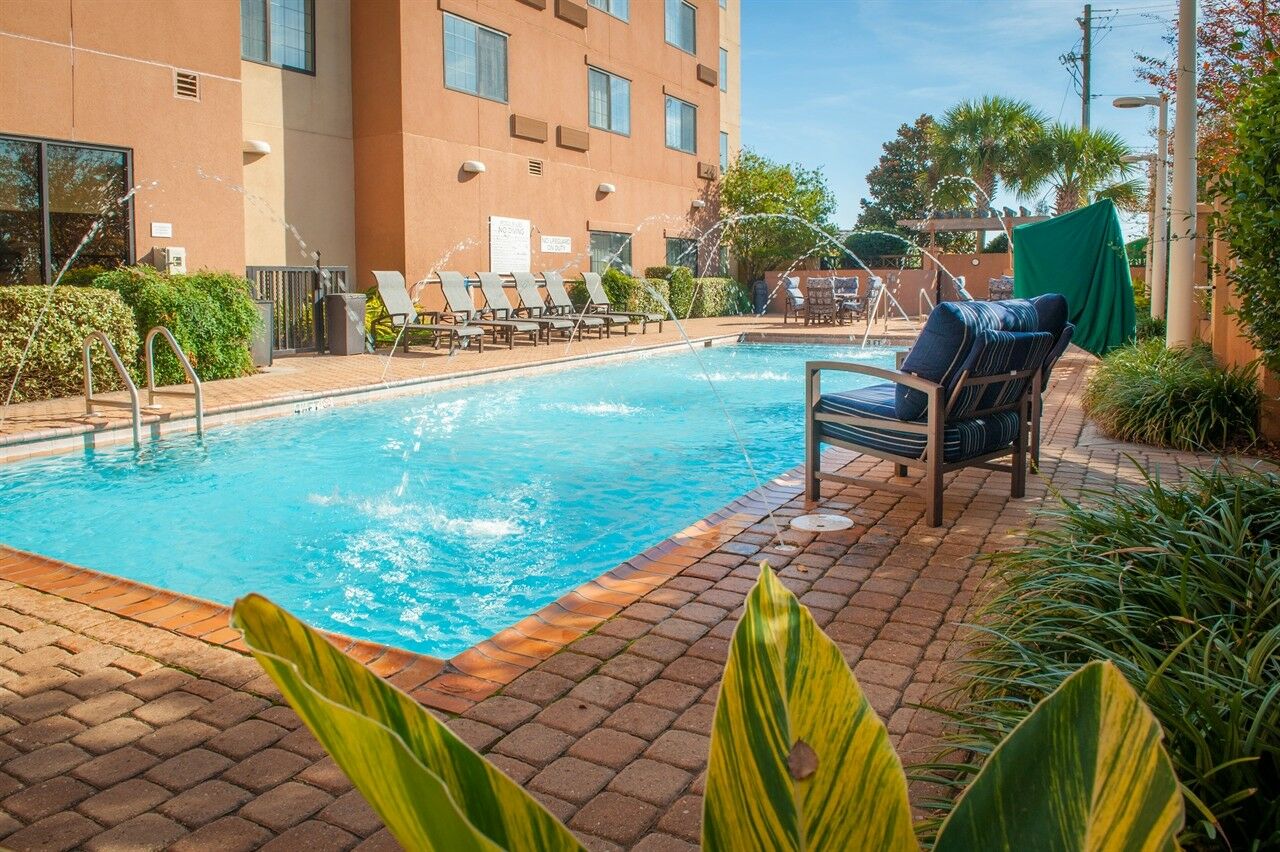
<box><xmin>587</xmin><ymin>0</ymin><xmax>629</xmax><ymax>22</ymax></box>
<box><xmin>720</xmin><ymin>131</ymin><xmax>729</xmax><ymax>171</ymax></box>
<box><xmin>241</xmin><ymin>0</ymin><xmax>314</xmax><ymax>73</ymax></box>
<box><xmin>443</xmin><ymin>13</ymin><xmax>508</xmax><ymax>103</ymax></box>
<box><xmin>665</xmin><ymin>238</ymin><xmax>697</xmax><ymax>271</ymax></box>
<box><xmin>665</xmin><ymin>96</ymin><xmax>696</xmax><ymax>154</ymax></box>
<box><xmin>588</xmin><ymin>68</ymin><xmax>630</xmax><ymax>135</ymax></box>
<box><xmin>719</xmin><ymin>48</ymin><xmax>728</xmax><ymax>91</ymax></box>
<box><xmin>0</xmin><ymin>135</ymin><xmax>133</xmax><ymax>285</ymax></box>
<box><xmin>589</xmin><ymin>231</ymin><xmax>632</xmax><ymax>274</ymax></box>
<box><xmin>719</xmin><ymin>0</ymin><xmax>727</xmax><ymax>8</ymax></box>
<box><xmin>664</xmin><ymin>0</ymin><xmax>696</xmax><ymax>54</ymax></box>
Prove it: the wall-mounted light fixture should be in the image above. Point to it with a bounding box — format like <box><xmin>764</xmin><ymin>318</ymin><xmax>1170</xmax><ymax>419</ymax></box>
<box><xmin>242</xmin><ymin>140</ymin><xmax>272</xmax><ymax>156</ymax></box>
<box><xmin>462</xmin><ymin>160</ymin><xmax>487</xmax><ymax>173</ymax></box>
<box><xmin>690</xmin><ymin>199</ymin><xmax>707</xmax><ymax>208</ymax></box>
<box><xmin>597</xmin><ymin>183</ymin><xmax>616</xmax><ymax>194</ymax></box>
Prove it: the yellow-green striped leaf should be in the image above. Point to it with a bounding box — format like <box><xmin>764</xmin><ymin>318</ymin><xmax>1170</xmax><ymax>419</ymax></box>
<box><xmin>702</xmin><ymin>565</ymin><xmax>917</xmax><ymax>851</ymax></box>
<box><xmin>231</xmin><ymin>594</ymin><xmax>584</xmax><ymax>852</ymax></box>
<box><xmin>935</xmin><ymin>660</ymin><xmax>1184</xmax><ymax>852</ymax></box>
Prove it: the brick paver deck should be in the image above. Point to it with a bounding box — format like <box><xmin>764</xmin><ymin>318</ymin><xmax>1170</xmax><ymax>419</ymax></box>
<box><xmin>0</xmin><ymin>347</ymin><xmax>1232</xmax><ymax>850</ymax></box>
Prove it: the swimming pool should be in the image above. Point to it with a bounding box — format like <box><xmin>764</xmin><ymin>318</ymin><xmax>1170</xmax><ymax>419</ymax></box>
<box><xmin>0</xmin><ymin>343</ymin><xmax>895</xmax><ymax>657</ymax></box>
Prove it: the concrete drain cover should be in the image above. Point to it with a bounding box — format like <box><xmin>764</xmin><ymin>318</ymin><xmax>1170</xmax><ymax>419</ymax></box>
<box><xmin>791</xmin><ymin>513</ymin><xmax>854</xmax><ymax>532</ymax></box>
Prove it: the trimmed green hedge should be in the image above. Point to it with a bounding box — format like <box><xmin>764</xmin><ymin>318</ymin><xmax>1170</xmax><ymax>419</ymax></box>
<box><xmin>93</xmin><ymin>266</ymin><xmax>259</xmax><ymax>385</ymax></box>
<box><xmin>571</xmin><ymin>268</ymin><xmax>748</xmax><ymax>319</ymax></box>
<box><xmin>0</xmin><ymin>286</ymin><xmax>139</xmax><ymax>403</ymax></box>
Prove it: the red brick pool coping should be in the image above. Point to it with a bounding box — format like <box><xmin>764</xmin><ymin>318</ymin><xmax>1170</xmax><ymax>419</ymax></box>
<box><xmin>0</xmin><ymin>463</ymin><xmax>808</xmax><ymax>716</ymax></box>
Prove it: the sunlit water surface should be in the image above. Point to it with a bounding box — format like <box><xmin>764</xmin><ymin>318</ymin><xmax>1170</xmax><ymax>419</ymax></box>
<box><xmin>0</xmin><ymin>343</ymin><xmax>895</xmax><ymax>657</ymax></box>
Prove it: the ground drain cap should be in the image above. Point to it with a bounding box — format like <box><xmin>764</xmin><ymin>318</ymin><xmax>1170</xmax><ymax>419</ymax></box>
<box><xmin>791</xmin><ymin>513</ymin><xmax>854</xmax><ymax>532</ymax></box>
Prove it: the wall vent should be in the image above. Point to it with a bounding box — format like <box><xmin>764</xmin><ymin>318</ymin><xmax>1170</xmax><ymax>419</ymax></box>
<box><xmin>528</xmin><ymin>159</ymin><xmax>544</xmax><ymax>176</ymax></box>
<box><xmin>174</xmin><ymin>70</ymin><xmax>200</xmax><ymax>101</ymax></box>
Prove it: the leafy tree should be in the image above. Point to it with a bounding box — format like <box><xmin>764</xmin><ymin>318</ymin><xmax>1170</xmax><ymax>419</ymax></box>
<box><xmin>718</xmin><ymin>149</ymin><xmax>838</xmax><ymax>283</ymax></box>
<box><xmin>855</xmin><ymin>114</ymin><xmax>972</xmax><ymax>253</ymax></box>
<box><xmin>843</xmin><ymin>230</ymin><xmax>913</xmax><ymax>265</ymax></box>
<box><xmin>983</xmin><ymin>233</ymin><xmax>1009</xmax><ymax>253</ymax></box>
<box><xmin>933</xmin><ymin>95</ymin><xmax>1047</xmax><ymax>205</ymax></box>
<box><xmin>1137</xmin><ymin>0</ymin><xmax>1280</xmax><ymax>187</ymax></box>
<box><xmin>1019</xmin><ymin>123</ymin><xmax>1146</xmax><ymax>214</ymax></box>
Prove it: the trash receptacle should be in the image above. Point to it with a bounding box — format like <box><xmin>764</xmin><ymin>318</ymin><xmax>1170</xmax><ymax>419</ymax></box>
<box><xmin>325</xmin><ymin>292</ymin><xmax>367</xmax><ymax>356</ymax></box>
<box><xmin>752</xmin><ymin>280</ymin><xmax>769</xmax><ymax>315</ymax></box>
<box><xmin>251</xmin><ymin>299</ymin><xmax>274</xmax><ymax>367</ymax></box>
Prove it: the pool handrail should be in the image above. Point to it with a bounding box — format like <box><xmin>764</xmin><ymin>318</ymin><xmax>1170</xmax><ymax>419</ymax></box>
<box><xmin>83</xmin><ymin>330</ymin><xmax>142</xmax><ymax>448</ymax></box>
<box><xmin>144</xmin><ymin>326</ymin><xmax>204</xmax><ymax>438</ymax></box>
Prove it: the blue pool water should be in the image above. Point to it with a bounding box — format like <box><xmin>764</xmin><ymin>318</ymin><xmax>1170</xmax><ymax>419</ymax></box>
<box><xmin>0</xmin><ymin>343</ymin><xmax>894</xmax><ymax>657</ymax></box>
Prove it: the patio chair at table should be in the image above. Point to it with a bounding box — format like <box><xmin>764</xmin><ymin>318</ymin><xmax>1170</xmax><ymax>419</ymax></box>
<box><xmin>477</xmin><ymin>272</ymin><xmax>568</xmax><ymax>344</ymax></box>
<box><xmin>582</xmin><ymin>272</ymin><xmax>661</xmax><ymax>334</ymax></box>
<box><xmin>805</xmin><ymin>297</ymin><xmax>1063</xmax><ymax>526</ymax></box>
<box><xmin>781</xmin><ymin>276</ymin><xmax>805</xmax><ymax>323</ymax></box>
<box><xmin>370</xmin><ymin>270</ymin><xmax>484</xmax><ymax>354</ymax></box>
<box><xmin>511</xmin><ymin>272</ymin><xmax>590</xmax><ymax>341</ymax></box>
<box><xmin>439</xmin><ymin>271</ymin><xmax>541</xmax><ymax>349</ymax></box>
<box><xmin>540</xmin><ymin>271</ymin><xmax>614</xmax><ymax>337</ymax></box>
<box><xmin>833</xmin><ymin>275</ymin><xmax>863</xmax><ymax>323</ymax></box>
<box><xmin>804</xmin><ymin>278</ymin><xmax>840</xmax><ymax>326</ymax></box>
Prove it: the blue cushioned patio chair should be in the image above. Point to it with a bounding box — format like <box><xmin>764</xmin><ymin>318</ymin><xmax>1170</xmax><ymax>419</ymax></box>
<box><xmin>782</xmin><ymin>276</ymin><xmax>804</xmax><ymax>323</ymax></box>
<box><xmin>805</xmin><ymin>297</ymin><xmax>1064</xmax><ymax>526</ymax></box>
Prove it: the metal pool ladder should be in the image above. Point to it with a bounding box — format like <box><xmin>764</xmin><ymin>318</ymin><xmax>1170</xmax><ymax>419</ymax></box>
<box><xmin>144</xmin><ymin>326</ymin><xmax>204</xmax><ymax>437</ymax></box>
<box><xmin>83</xmin><ymin>331</ymin><xmax>142</xmax><ymax>448</ymax></box>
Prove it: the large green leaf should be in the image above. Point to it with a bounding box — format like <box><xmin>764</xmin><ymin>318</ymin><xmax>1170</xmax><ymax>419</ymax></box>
<box><xmin>231</xmin><ymin>594</ymin><xmax>583</xmax><ymax>852</ymax></box>
<box><xmin>702</xmin><ymin>565</ymin><xmax>917</xmax><ymax>851</ymax></box>
<box><xmin>935</xmin><ymin>660</ymin><xmax>1184</xmax><ymax>852</ymax></box>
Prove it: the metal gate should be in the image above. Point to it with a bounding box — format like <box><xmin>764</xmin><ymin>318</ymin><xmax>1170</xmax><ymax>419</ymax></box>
<box><xmin>246</xmin><ymin>265</ymin><xmax>349</xmax><ymax>354</ymax></box>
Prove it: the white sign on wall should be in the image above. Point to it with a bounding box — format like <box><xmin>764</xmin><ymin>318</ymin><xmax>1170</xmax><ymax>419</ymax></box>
<box><xmin>150</xmin><ymin>222</ymin><xmax>173</xmax><ymax>238</ymax></box>
<box><xmin>540</xmin><ymin>235</ymin><xmax>572</xmax><ymax>254</ymax></box>
<box><xmin>489</xmin><ymin>216</ymin><xmax>531</xmax><ymax>273</ymax></box>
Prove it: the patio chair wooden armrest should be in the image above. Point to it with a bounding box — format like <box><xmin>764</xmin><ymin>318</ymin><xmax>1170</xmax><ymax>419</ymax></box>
<box><xmin>805</xmin><ymin>360</ymin><xmax>940</xmax><ymax>395</ymax></box>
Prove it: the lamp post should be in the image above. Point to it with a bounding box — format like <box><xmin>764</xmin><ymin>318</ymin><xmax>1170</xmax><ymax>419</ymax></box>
<box><xmin>1165</xmin><ymin>0</ymin><xmax>1198</xmax><ymax>348</ymax></box>
<box><xmin>1113</xmin><ymin>93</ymin><xmax>1169</xmax><ymax>319</ymax></box>
<box><xmin>1122</xmin><ymin>152</ymin><xmax>1156</xmax><ymax>292</ymax></box>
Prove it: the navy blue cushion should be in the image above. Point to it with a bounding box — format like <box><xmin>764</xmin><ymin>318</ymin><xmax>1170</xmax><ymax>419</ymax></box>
<box><xmin>950</xmin><ymin>330</ymin><xmax>1055</xmax><ymax>417</ymax></box>
<box><xmin>896</xmin><ymin>300</ymin><xmax>1041</xmax><ymax>420</ymax></box>
<box><xmin>1029</xmin><ymin>293</ymin><xmax>1068</xmax><ymax>341</ymax></box>
<box><xmin>816</xmin><ymin>383</ymin><xmax>1023</xmax><ymax>463</ymax></box>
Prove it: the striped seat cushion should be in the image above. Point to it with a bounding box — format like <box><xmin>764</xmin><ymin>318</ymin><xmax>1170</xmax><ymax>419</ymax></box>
<box><xmin>896</xmin><ymin>299</ymin><xmax>1042</xmax><ymax>420</ymax></box>
<box><xmin>949</xmin><ymin>329</ymin><xmax>1054</xmax><ymax>418</ymax></box>
<box><xmin>816</xmin><ymin>383</ymin><xmax>1023</xmax><ymax>463</ymax></box>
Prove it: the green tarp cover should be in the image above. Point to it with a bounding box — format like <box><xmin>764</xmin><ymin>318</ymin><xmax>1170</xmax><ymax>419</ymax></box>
<box><xmin>1013</xmin><ymin>198</ymin><xmax>1135</xmax><ymax>357</ymax></box>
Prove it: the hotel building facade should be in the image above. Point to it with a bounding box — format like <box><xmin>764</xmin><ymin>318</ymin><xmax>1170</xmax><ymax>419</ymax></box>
<box><xmin>0</xmin><ymin>0</ymin><xmax>742</xmax><ymax>303</ymax></box>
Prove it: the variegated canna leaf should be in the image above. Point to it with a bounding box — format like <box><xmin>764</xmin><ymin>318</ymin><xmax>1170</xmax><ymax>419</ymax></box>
<box><xmin>231</xmin><ymin>594</ymin><xmax>584</xmax><ymax>852</ymax></box>
<box><xmin>935</xmin><ymin>659</ymin><xmax>1184</xmax><ymax>852</ymax></box>
<box><xmin>702</xmin><ymin>564</ymin><xmax>917</xmax><ymax>851</ymax></box>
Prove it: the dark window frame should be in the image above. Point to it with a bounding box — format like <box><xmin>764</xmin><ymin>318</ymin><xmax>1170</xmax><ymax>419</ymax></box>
<box><xmin>587</xmin><ymin>65</ymin><xmax>632</xmax><ymax>136</ymax></box>
<box><xmin>0</xmin><ymin>132</ymin><xmax>135</xmax><ymax>285</ymax></box>
<box><xmin>664</xmin><ymin>94</ymin><xmax>697</xmax><ymax>154</ymax></box>
<box><xmin>589</xmin><ymin>230</ymin><xmax>633</xmax><ymax>275</ymax></box>
<box><xmin>241</xmin><ymin>0</ymin><xmax>317</xmax><ymax>76</ymax></box>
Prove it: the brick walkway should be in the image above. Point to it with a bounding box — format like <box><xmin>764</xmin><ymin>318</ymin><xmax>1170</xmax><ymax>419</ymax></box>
<box><xmin>0</xmin><ymin>350</ymin><xmax>1225</xmax><ymax>850</ymax></box>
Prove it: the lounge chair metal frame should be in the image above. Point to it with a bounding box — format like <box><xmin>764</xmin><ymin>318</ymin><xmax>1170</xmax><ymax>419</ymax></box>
<box><xmin>581</xmin><ymin>272</ymin><xmax>659</xmax><ymax>334</ymax></box>
<box><xmin>804</xmin><ymin>361</ymin><xmax>1040</xmax><ymax>527</ymax></box>
<box><xmin>540</xmin><ymin>271</ymin><xmax>611</xmax><ymax>338</ymax></box>
<box><xmin>476</xmin><ymin>272</ymin><xmax>562</xmax><ymax>344</ymax></box>
<box><xmin>370</xmin><ymin>270</ymin><xmax>484</xmax><ymax>354</ymax></box>
<box><xmin>510</xmin><ymin>272</ymin><xmax>590</xmax><ymax>341</ymax></box>
<box><xmin>438</xmin><ymin>271</ymin><xmax>541</xmax><ymax>349</ymax></box>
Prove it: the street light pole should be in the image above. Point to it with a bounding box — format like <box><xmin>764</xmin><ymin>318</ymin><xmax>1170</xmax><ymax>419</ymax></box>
<box><xmin>1165</xmin><ymin>0</ymin><xmax>1198</xmax><ymax>347</ymax></box>
<box><xmin>1112</xmin><ymin>93</ymin><xmax>1171</xmax><ymax>320</ymax></box>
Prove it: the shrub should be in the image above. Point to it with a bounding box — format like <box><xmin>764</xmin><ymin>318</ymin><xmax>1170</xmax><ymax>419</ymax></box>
<box><xmin>666</xmin><ymin>266</ymin><xmax>695</xmax><ymax>317</ymax></box>
<box><xmin>928</xmin><ymin>465</ymin><xmax>1280</xmax><ymax>848</ymax></box>
<box><xmin>568</xmin><ymin>270</ymin><xmax>749</xmax><ymax>320</ymax></box>
<box><xmin>57</xmin><ymin>264</ymin><xmax>111</xmax><ymax>288</ymax></box>
<box><xmin>1083</xmin><ymin>339</ymin><xmax>1259</xmax><ymax>450</ymax></box>
<box><xmin>94</xmin><ymin>266</ymin><xmax>259</xmax><ymax>385</ymax></box>
<box><xmin>644</xmin><ymin>265</ymin><xmax>679</xmax><ymax>278</ymax></box>
<box><xmin>1219</xmin><ymin>65</ymin><xmax>1280</xmax><ymax>372</ymax></box>
<box><xmin>692</xmin><ymin>277</ymin><xmax>750</xmax><ymax>317</ymax></box>
<box><xmin>0</xmin><ymin>286</ymin><xmax>139</xmax><ymax>403</ymax></box>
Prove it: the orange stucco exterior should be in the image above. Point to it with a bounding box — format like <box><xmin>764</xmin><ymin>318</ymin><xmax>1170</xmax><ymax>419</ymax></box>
<box><xmin>1</xmin><ymin>0</ymin><xmax>740</xmax><ymax>296</ymax></box>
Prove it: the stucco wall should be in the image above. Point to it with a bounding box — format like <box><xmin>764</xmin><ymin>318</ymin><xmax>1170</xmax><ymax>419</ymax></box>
<box><xmin>0</xmin><ymin>0</ymin><xmax>245</xmax><ymax>274</ymax></box>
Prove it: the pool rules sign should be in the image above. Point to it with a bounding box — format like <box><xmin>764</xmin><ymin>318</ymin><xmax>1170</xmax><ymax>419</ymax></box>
<box><xmin>489</xmin><ymin>216</ymin><xmax>531</xmax><ymax>274</ymax></box>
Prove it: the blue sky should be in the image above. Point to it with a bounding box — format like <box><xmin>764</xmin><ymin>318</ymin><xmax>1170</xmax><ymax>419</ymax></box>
<box><xmin>740</xmin><ymin>0</ymin><xmax>1177</xmax><ymax>235</ymax></box>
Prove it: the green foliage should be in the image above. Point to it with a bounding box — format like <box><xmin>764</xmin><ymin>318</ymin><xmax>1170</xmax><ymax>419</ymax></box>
<box><xmin>718</xmin><ymin>149</ymin><xmax>838</xmax><ymax>284</ymax></box>
<box><xmin>1017</xmin><ymin>123</ymin><xmax>1145</xmax><ymax>214</ymax></box>
<box><xmin>1219</xmin><ymin>64</ymin><xmax>1280</xmax><ymax>372</ymax></box>
<box><xmin>0</xmin><ymin>285</ymin><xmax>139</xmax><ymax>403</ymax></box>
<box><xmin>1083</xmin><ymin>339</ymin><xmax>1260</xmax><ymax>450</ymax></box>
<box><xmin>691</xmin><ymin>278</ymin><xmax>749</xmax><ymax>317</ymax></box>
<box><xmin>571</xmin><ymin>270</ymin><xmax>745</xmax><ymax>319</ymax></box>
<box><xmin>982</xmin><ymin>233</ymin><xmax>1009</xmax><ymax>253</ymax></box>
<box><xmin>666</xmin><ymin>266</ymin><xmax>695</xmax><ymax>317</ymax></box>
<box><xmin>1135</xmin><ymin>311</ymin><xmax>1167</xmax><ymax>342</ymax></box>
<box><xmin>844</xmin><ymin>231</ymin><xmax>913</xmax><ymax>264</ymax></box>
<box><xmin>644</xmin><ymin>266</ymin><xmax>677</xmax><ymax>279</ymax></box>
<box><xmin>234</xmin><ymin>567</ymin><xmax>1183</xmax><ymax>852</ymax></box>
<box><xmin>56</xmin><ymin>264</ymin><xmax>111</xmax><ymax>287</ymax></box>
<box><xmin>93</xmin><ymin>266</ymin><xmax>259</xmax><ymax>385</ymax></box>
<box><xmin>928</xmin><ymin>464</ymin><xmax>1280</xmax><ymax>848</ymax></box>
<box><xmin>933</xmin><ymin>95</ymin><xmax>1046</xmax><ymax>204</ymax></box>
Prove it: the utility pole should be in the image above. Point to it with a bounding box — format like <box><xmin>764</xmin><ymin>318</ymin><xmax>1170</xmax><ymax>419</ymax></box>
<box><xmin>1079</xmin><ymin>4</ymin><xmax>1092</xmax><ymax>129</ymax></box>
<box><xmin>1166</xmin><ymin>0</ymin><xmax>1198</xmax><ymax>347</ymax></box>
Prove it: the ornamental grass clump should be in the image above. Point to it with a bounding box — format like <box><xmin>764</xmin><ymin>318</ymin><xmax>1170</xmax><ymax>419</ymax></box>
<box><xmin>1082</xmin><ymin>339</ymin><xmax>1260</xmax><ymax>450</ymax></box>
<box><xmin>930</xmin><ymin>464</ymin><xmax>1280</xmax><ymax>849</ymax></box>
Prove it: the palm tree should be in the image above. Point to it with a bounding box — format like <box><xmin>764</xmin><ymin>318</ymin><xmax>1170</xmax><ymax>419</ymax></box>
<box><xmin>1016</xmin><ymin>123</ymin><xmax>1146</xmax><ymax>214</ymax></box>
<box><xmin>933</xmin><ymin>96</ymin><xmax>1047</xmax><ymax>246</ymax></box>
